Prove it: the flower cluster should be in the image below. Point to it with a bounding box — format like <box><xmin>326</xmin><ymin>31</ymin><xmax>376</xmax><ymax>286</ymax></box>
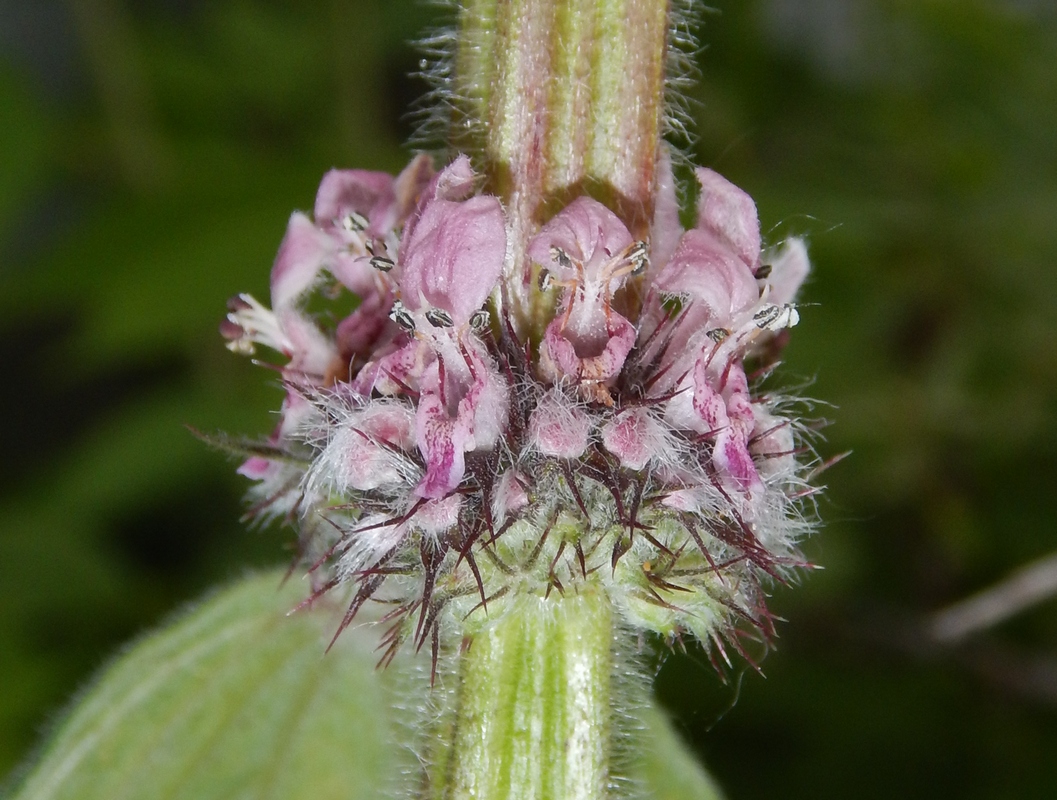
<box><xmin>221</xmin><ymin>151</ymin><xmax>818</xmax><ymax>670</ymax></box>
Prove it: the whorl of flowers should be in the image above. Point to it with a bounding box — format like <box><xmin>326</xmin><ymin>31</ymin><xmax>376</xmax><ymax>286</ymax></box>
<box><xmin>220</xmin><ymin>149</ymin><xmax>818</xmax><ymax>671</ymax></box>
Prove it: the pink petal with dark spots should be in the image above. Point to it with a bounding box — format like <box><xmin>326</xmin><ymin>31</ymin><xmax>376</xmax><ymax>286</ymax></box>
<box><xmin>413</xmin><ymin>340</ymin><xmax>508</xmax><ymax>498</ymax></box>
<box><xmin>714</xmin><ymin>428</ymin><xmax>762</xmax><ymax>493</ymax></box>
<box><xmin>414</xmin><ymin>384</ymin><xmax>469</xmax><ymax>499</ymax></box>
<box><xmin>352</xmin><ymin>337</ymin><xmax>429</xmax><ymax>397</ymax></box>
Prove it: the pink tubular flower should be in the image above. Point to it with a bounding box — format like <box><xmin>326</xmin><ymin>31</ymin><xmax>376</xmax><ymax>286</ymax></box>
<box><xmin>378</xmin><ymin>156</ymin><xmax>510</xmax><ymax>498</ymax></box>
<box><xmin>222</xmin><ymin>155</ymin><xmax>435</xmax><ymax>384</ymax></box>
<box><xmin>414</xmin><ymin>337</ymin><xmax>509</xmax><ymax>498</ymax></box>
<box><xmin>220</xmin><ymin>156</ymin><xmax>436</xmax><ymax>528</ymax></box>
<box><xmin>529</xmin><ymin>197</ymin><xmax>644</xmax><ymax>401</ymax></box>
<box><xmin>399</xmin><ymin>156</ymin><xmax>506</xmax><ymax>325</ymax></box>
<box><xmin>308</xmin><ymin>153</ymin><xmax>433</xmax><ymax>295</ymax></box>
<box><xmin>221</xmin><ymin>148</ymin><xmax>819</xmax><ymax>662</ymax></box>
<box><xmin>413</xmin><ymin>167</ymin><xmax>508</xmax><ymax>501</ymax></box>
<box><xmin>643</xmin><ymin>168</ymin><xmax>806</xmax><ymax>498</ymax></box>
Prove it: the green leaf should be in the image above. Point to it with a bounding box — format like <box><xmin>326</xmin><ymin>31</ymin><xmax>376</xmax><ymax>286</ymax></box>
<box><xmin>636</xmin><ymin>704</ymin><xmax>726</xmax><ymax>800</ymax></box>
<box><xmin>5</xmin><ymin>572</ymin><xmax>724</xmax><ymax>799</ymax></box>
<box><xmin>4</xmin><ymin>573</ymin><xmax>404</xmax><ymax>800</ymax></box>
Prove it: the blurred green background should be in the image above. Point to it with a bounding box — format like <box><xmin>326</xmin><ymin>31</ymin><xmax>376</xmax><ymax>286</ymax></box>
<box><xmin>1</xmin><ymin>0</ymin><xmax>1055</xmax><ymax>797</ymax></box>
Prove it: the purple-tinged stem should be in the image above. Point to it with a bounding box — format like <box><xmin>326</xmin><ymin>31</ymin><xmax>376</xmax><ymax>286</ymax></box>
<box><xmin>454</xmin><ymin>0</ymin><xmax>671</xmax><ymax>335</ymax></box>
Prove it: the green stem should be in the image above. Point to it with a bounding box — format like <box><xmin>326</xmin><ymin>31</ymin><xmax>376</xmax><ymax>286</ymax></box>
<box><xmin>431</xmin><ymin>3</ymin><xmax>674</xmax><ymax>796</ymax></box>
<box><xmin>454</xmin><ymin>0</ymin><xmax>671</xmax><ymax>333</ymax></box>
<box><xmin>438</xmin><ymin>591</ymin><xmax>616</xmax><ymax>800</ymax></box>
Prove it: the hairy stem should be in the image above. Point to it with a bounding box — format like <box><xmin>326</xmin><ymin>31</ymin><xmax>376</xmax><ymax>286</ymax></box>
<box><xmin>436</xmin><ymin>591</ymin><xmax>616</xmax><ymax>800</ymax></box>
<box><xmin>427</xmin><ymin>2</ymin><xmax>674</xmax><ymax>796</ymax></box>
<box><xmin>454</xmin><ymin>0</ymin><xmax>671</xmax><ymax>333</ymax></box>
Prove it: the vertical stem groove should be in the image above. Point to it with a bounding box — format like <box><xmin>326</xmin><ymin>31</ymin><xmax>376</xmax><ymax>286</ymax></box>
<box><xmin>455</xmin><ymin>0</ymin><xmax>671</xmax><ymax>334</ymax></box>
<box><xmin>442</xmin><ymin>592</ymin><xmax>614</xmax><ymax>800</ymax></box>
<box><xmin>435</xmin><ymin>3</ymin><xmax>674</xmax><ymax>797</ymax></box>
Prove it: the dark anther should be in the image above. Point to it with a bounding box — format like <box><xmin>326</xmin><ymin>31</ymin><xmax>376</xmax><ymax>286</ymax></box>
<box><xmin>425</xmin><ymin>308</ymin><xmax>455</xmax><ymax>328</ymax></box>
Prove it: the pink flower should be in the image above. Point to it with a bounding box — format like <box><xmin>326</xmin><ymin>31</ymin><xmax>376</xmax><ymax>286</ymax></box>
<box><xmin>222</xmin><ymin>157</ymin><xmax>436</xmax><ymax>384</ymax></box>
<box><xmin>647</xmin><ymin>169</ymin><xmax>763</xmax><ymax>347</ymax></box>
<box><xmin>304</xmin><ymin>153</ymin><xmax>433</xmax><ymax>296</ymax></box>
<box><xmin>529</xmin><ymin>197</ymin><xmax>645</xmax><ymax>400</ymax></box>
<box><xmin>414</xmin><ymin>337</ymin><xmax>508</xmax><ymax>498</ymax></box>
<box><xmin>221</xmin><ymin>150</ymin><xmax>820</xmax><ymax>660</ymax></box>
<box><xmin>399</xmin><ymin>156</ymin><xmax>506</xmax><ymax>326</ymax></box>
<box><xmin>350</xmin><ymin>156</ymin><xmax>512</xmax><ymax>499</ymax></box>
<box><xmin>645</xmin><ymin>168</ymin><xmax>807</xmax><ymax>497</ymax></box>
<box><xmin>222</xmin><ymin>156</ymin><xmax>437</xmax><ymax>525</ymax></box>
<box><xmin>694</xmin><ymin>167</ymin><xmax>762</xmax><ymax>273</ymax></box>
<box><xmin>316</xmin><ymin>154</ymin><xmax>433</xmax><ymax>241</ymax></box>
